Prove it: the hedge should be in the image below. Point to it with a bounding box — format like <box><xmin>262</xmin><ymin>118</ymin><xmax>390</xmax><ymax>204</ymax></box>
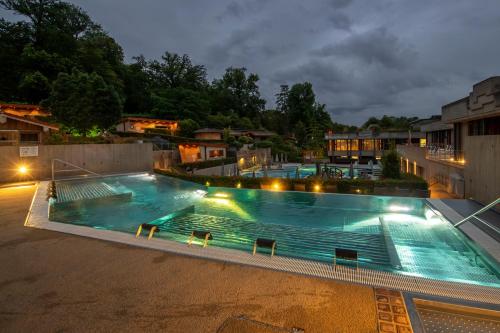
<box><xmin>154</xmin><ymin>170</ymin><xmax>428</xmax><ymax>194</ymax></box>
<box><xmin>179</xmin><ymin>157</ymin><xmax>236</xmax><ymax>170</ymax></box>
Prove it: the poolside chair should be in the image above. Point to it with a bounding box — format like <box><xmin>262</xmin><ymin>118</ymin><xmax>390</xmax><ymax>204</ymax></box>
<box><xmin>253</xmin><ymin>238</ymin><xmax>276</xmax><ymax>257</ymax></box>
<box><xmin>188</xmin><ymin>230</ymin><xmax>213</xmax><ymax>248</ymax></box>
<box><xmin>135</xmin><ymin>223</ymin><xmax>159</xmax><ymax>240</ymax></box>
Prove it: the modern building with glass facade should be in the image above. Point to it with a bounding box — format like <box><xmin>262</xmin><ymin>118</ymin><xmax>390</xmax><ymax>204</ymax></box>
<box><xmin>398</xmin><ymin>76</ymin><xmax>500</xmax><ymax>204</ymax></box>
<box><xmin>325</xmin><ymin>130</ymin><xmax>424</xmax><ymax>164</ymax></box>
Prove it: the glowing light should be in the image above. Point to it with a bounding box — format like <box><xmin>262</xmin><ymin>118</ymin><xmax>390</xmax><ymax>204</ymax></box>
<box><xmin>204</xmin><ymin>197</ymin><xmax>252</xmax><ymax>220</ymax></box>
<box><xmin>205</xmin><ymin>181</ymin><xmax>210</xmax><ymax>187</ymax></box>
<box><xmin>194</xmin><ymin>189</ymin><xmax>208</xmax><ymax>198</ymax></box>
<box><xmin>355</xmin><ymin>188</ymin><xmax>361</xmax><ymax>193</ymax></box>
<box><xmin>272</xmin><ymin>182</ymin><xmax>281</xmax><ymax>191</ymax></box>
<box><xmin>18</xmin><ymin>165</ymin><xmax>28</xmax><ymax>174</ymax></box>
<box><xmin>236</xmin><ymin>182</ymin><xmax>242</xmax><ymax>188</ymax></box>
<box><xmin>214</xmin><ymin>192</ymin><xmax>229</xmax><ymax>198</ymax></box>
<box><xmin>389</xmin><ymin>204</ymin><xmax>411</xmax><ymax>212</ymax></box>
<box><xmin>314</xmin><ymin>184</ymin><xmax>321</xmax><ymax>192</ymax></box>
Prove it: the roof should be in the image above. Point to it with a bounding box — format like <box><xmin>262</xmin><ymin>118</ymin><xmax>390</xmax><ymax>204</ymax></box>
<box><xmin>120</xmin><ymin>117</ymin><xmax>177</xmax><ymax>124</ymax></box>
<box><xmin>0</xmin><ymin>111</ymin><xmax>59</xmax><ymax>130</ymax></box>
<box><xmin>193</xmin><ymin>128</ymin><xmax>223</xmax><ymax>134</ymax></box>
<box><xmin>0</xmin><ymin>103</ymin><xmax>50</xmax><ymax>117</ymax></box>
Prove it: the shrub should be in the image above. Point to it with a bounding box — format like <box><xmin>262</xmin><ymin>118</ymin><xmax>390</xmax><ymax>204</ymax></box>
<box><xmin>381</xmin><ymin>149</ymin><xmax>401</xmax><ymax>179</ymax></box>
<box><xmin>179</xmin><ymin>157</ymin><xmax>236</xmax><ymax>170</ymax></box>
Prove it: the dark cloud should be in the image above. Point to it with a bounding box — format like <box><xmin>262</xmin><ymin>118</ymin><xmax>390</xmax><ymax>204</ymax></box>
<box><xmin>2</xmin><ymin>0</ymin><xmax>499</xmax><ymax>125</ymax></box>
<box><xmin>312</xmin><ymin>28</ymin><xmax>417</xmax><ymax>69</ymax></box>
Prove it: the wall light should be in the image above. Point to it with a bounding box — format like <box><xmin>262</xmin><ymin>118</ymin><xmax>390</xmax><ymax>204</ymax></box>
<box><xmin>18</xmin><ymin>165</ymin><xmax>28</xmax><ymax>175</ymax></box>
<box><xmin>314</xmin><ymin>184</ymin><xmax>321</xmax><ymax>192</ymax></box>
<box><xmin>236</xmin><ymin>182</ymin><xmax>242</xmax><ymax>188</ymax></box>
<box><xmin>272</xmin><ymin>182</ymin><xmax>281</xmax><ymax>191</ymax></box>
<box><xmin>205</xmin><ymin>181</ymin><xmax>210</xmax><ymax>187</ymax></box>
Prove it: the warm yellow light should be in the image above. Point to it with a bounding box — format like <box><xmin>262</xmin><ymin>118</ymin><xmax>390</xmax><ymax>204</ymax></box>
<box><xmin>205</xmin><ymin>181</ymin><xmax>210</xmax><ymax>187</ymax></box>
<box><xmin>214</xmin><ymin>192</ymin><xmax>229</xmax><ymax>198</ymax></box>
<box><xmin>236</xmin><ymin>182</ymin><xmax>242</xmax><ymax>188</ymax></box>
<box><xmin>355</xmin><ymin>189</ymin><xmax>361</xmax><ymax>193</ymax></box>
<box><xmin>18</xmin><ymin>165</ymin><xmax>28</xmax><ymax>174</ymax></box>
<box><xmin>314</xmin><ymin>184</ymin><xmax>321</xmax><ymax>192</ymax></box>
<box><xmin>272</xmin><ymin>182</ymin><xmax>281</xmax><ymax>191</ymax></box>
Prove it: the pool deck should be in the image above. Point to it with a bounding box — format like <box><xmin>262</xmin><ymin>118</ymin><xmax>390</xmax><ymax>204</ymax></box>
<box><xmin>0</xmin><ymin>184</ymin><xmax>379</xmax><ymax>332</ymax></box>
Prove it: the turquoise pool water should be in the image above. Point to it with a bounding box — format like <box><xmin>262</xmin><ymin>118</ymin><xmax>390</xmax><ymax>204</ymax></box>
<box><xmin>240</xmin><ymin>164</ymin><xmax>361</xmax><ymax>179</ymax></box>
<box><xmin>50</xmin><ymin>173</ymin><xmax>500</xmax><ymax>287</ymax></box>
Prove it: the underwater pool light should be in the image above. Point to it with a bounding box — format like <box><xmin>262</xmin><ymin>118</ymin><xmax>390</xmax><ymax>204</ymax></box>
<box><xmin>214</xmin><ymin>192</ymin><xmax>229</xmax><ymax>198</ymax></box>
<box><xmin>389</xmin><ymin>204</ymin><xmax>411</xmax><ymax>212</ymax></box>
<box><xmin>194</xmin><ymin>189</ymin><xmax>208</xmax><ymax>198</ymax></box>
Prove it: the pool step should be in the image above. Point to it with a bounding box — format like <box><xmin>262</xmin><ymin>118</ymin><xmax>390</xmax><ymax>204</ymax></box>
<box><xmin>55</xmin><ymin>181</ymin><xmax>132</xmax><ymax>204</ymax></box>
<box><xmin>156</xmin><ymin>213</ymin><xmax>393</xmax><ymax>268</ymax></box>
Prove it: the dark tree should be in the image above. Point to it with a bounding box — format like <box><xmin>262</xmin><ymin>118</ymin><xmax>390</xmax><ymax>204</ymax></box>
<box><xmin>46</xmin><ymin>70</ymin><xmax>122</xmax><ymax>135</ymax></box>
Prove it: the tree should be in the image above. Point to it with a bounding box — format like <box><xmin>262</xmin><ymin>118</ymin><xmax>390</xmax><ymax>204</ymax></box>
<box><xmin>381</xmin><ymin>149</ymin><xmax>401</xmax><ymax>179</ymax></box>
<box><xmin>211</xmin><ymin>67</ymin><xmax>265</xmax><ymax>120</ymax></box>
<box><xmin>178</xmin><ymin>119</ymin><xmax>199</xmax><ymax>137</ymax></box>
<box><xmin>18</xmin><ymin>71</ymin><xmax>50</xmax><ymax>103</ymax></box>
<box><xmin>0</xmin><ymin>18</ymin><xmax>32</xmax><ymax>100</ymax></box>
<box><xmin>45</xmin><ymin>70</ymin><xmax>122</xmax><ymax>135</ymax></box>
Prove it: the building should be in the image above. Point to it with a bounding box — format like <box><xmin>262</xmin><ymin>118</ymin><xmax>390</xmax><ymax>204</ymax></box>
<box><xmin>325</xmin><ymin>130</ymin><xmax>424</xmax><ymax>164</ymax></box>
<box><xmin>116</xmin><ymin>117</ymin><xmax>178</xmax><ymax>135</ymax></box>
<box><xmin>178</xmin><ymin>142</ymin><xmax>228</xmax><ymax>164</ymax></box>
<box><xmin>398</xmin><ymin>76</ymin><xmax>500</xmax><ymax>204</ymax></box>
<box><xmin>0</xmin><ymin>104</ymin><xmax>58</xmax><ymax>146</ymax></box>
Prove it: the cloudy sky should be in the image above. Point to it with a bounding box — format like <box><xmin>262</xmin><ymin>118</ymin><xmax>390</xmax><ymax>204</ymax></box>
<box><xmin>3</xmin><ymin>0</ymin><xmax>500</xmax><ymax>125</ymax></box>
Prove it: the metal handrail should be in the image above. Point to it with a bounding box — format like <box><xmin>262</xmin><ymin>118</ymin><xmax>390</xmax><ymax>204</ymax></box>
<box><xmin>453</xmin><ymin>197</ymin><xmax>500</xmax><ymax>228</ymax></box>
<box><xmin>51</xmin><ymin>158</ymin><xmax>101</xmax><ymax>181</ymax></box>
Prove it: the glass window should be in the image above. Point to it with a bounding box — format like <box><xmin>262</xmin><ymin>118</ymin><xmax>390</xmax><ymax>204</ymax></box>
<box><xmin>208</xmin><ymin>149</ymin><xmax>224</xmax><ymax>158</ymax></box>
<box><xmin>350</xmin><ymin>139</ymin><xmax>359</xmax><ymax>150</ymax></box>
<box><xmin>335</xmin><ymin>140</ymin><xmax>348</xmax><ymax>151</ymax></box>
<box><xmin>362</xmin><ymin>139</ymin><xmax>374</xmax><ymax>151</ymax></box>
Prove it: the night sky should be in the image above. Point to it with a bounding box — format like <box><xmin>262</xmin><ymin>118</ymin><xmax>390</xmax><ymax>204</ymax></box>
<box><xmin>2</xmin><ymin>0</ymin><xmax>500</xmax><ymax>125</ymax></box>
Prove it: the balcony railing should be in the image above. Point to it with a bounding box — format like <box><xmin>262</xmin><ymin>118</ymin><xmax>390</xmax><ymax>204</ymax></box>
<box><xmin>425</xmin><ymin>144</ymin><xmax>465</xmax><ymax>165</ymax></box>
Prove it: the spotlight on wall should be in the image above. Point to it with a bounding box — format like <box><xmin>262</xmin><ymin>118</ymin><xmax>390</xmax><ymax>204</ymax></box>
<box><xmin>18</xmin><ymin>165</ymin><xmax>28</xmax><ymax>175</ymax></box>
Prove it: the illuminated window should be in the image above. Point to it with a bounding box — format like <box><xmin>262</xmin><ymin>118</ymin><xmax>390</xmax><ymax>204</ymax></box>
<box><xmin>420</xmin><ymin>138</ymin><xmax>427</xmax><ymax>147</ymax></box>
<box><xmin>362</xmin><ymin>140</ymin><xmax>374</xmax><ymax>151</ymax></box>
<box><xmin>350</xmin><ymin>139</ymin><xmax>359</xmax><ymax>150</ymax></box>
<box><xmin>335</xmin><ymin>140</ymin><xmax>348</xmax><ymax>151</ymax></box>
<box><xmin>209</xmin><ymin>149</ymin><xmax>224</xmax><ymax>158</ymax></box>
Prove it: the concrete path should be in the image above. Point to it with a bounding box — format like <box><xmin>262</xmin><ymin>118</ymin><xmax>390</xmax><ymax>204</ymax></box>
<box><xmin>0</xmin><ymin>185</ymin><xmax>378</xmax><ymax>332</ymax></box>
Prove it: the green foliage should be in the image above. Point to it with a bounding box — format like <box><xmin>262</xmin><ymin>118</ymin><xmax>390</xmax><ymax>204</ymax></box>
<box><xmin>18</xmin><ymin>71</ymin><xmax>50</xmax><ymax>103</ymax></box>
<box><xmin>381</xmin><ymin>149</ymin><xmax>401</xmax><ymax>179</ymax></box>
<box><xmin>362</xmin><ymin>115</ymin><xmax>418</xmax><ymax>130</ymax></box>
<box><xmin>238</xmin><ymin>136</ymin><xmax>253</xmax><ymax>144</ymax></box>
<box><xmin>179</xmin><ymin>157</ymin><xmax>236</xmax><ymax>170</ymax></box>
<box><xmin>254</xmin><ymin>140</ymin><xmax>272</xmax><ymax>148</ymax></box>
<box><xmin>46</xmin><ymin>70</ymin><xmax>122</xmax><ymax>135</ymax></box>
<box><xmin>210</xmin><ymin>67</ymin><xmax>265</xmax><ymax>121</ymax></box>
<box><xmin>155</xmin><ymin>170</ymin><xmax>428</xmax><ymax>194</ymax></box>
<box><xmin>178</xmin><ymin>119</ymin><xmax>199</xmax><ymax>137</ymax></box>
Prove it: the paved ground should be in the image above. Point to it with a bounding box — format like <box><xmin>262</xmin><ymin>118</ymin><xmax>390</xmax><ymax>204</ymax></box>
<box><xmin>430</xmin><ymin>183</ymin><xmax>459</xmax><ymax>199</ymax></box>
<box><xmin>0</xmin><ymin>185</ymin><xmax>378</xmax><ymax>333</ymax></box>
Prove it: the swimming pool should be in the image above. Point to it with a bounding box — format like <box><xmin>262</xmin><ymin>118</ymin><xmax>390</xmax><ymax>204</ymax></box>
<box><xmin>49</xmin><ymin>173</ymin><xmax>500</xmax><ymax>288</ymax></box>
<box><xmin>239</xmin><ymin>164</ymin><xmax>368</xmax><ymax>179</ymax></box>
